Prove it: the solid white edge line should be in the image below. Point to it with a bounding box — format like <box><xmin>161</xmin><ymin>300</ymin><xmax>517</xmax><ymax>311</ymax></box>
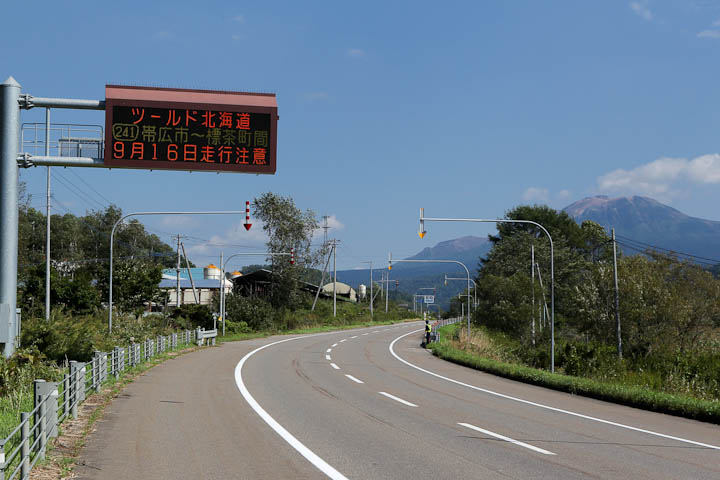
<box><xmin>389</xmin><ymin>330</ymin><xmax>720</xmax><ymax>451</ymax></box>
<box><xmin>378</xmin><ymin>391</ymin><xmax>418</xmax><ymax>407</ymax></box>
<box><xmin>345</xmin><ymin>374</ymin><xmax>364</xmax><ymax>384</ymax></box>
<box><xmin>459</xmin><ymin>423</ymin><xmax>556</xmax><ymax>455</ymax></box>
<box><xmin>330</xmin><ymin>363</ymin><xmax>340</xmax><ymax>370</ymax></box>
<box><xmin>325</xmin><ymin>355</ymin><xmax>331</xmax><ymax>361</ymax></box>
<box><xmin>234</xmin><ymin>334</ymin><xmax>349</xmax><ymax>480</ymax></box>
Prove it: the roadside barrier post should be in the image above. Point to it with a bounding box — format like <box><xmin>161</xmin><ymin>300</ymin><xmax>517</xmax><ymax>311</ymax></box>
<box><xmin>38</xmin><ymin>398</ymin><xmax>46</xmax><ymax>460</ymax></box>
<box><xmin>34</xmin><ymin>379</ymin><xmax>58</xmax><ymax>438</ymax></box>
<box><xmin>62</xmin><ymin>374</ymin><xmax>69</xmax><ymax>419</ymax></box>
<box><xmin>69</xmin><ymin>361</ymin><xmax>79</xmax><ymax>419</ymax></box>
<box><xmin>20</xmin><ymin>413</ymin><xmax>29</xmax><ymax>477</ymax></box>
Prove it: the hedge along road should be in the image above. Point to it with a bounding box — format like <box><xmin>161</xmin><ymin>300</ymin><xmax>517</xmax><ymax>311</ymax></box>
<box><xmin>76</xmin><ymin>322</ymin><xmax>720</xmax><ymax>479</ymax></box>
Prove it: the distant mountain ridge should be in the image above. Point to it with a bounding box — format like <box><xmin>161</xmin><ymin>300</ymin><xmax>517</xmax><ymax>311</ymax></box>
<box><xmin>335</xmin><ymin>235</ymin><xmax>491</xmax><ymax>309</ymax></box>
<box><xmin>563</xmin><ymin>195</ymin><xmax>720</xmax><ymax>261</ymax></box>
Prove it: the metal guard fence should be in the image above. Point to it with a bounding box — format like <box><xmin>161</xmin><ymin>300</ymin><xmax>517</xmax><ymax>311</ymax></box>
<box><xmin>0</xmin><ymin>328</ymin><xmax>211</xmax><ymax>480</ymax></box>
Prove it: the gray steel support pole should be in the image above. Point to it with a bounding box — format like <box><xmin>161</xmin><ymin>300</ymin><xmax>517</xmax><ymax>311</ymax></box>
<box><xmin>311</xmin><ymin>249</ymin><xmax>332</xmax><ymax>311</ymax></box>
<box><xmin>220</xmin><ymin>251</ymin><xmax>224</xmax><ymax>335</ymax></box>
<box><xmin>0</xmin><ymin>77</ymin><xmax>20</xmax><ymax>359</ymax></box>
<box><xmin>45</xmin><ymin>108</ymin><xmax>51</xmax><ymax>322</ymax></box>
<box><xmin>176</xmin><ymin>234</ymin><xmax>181</xmax><ymax>309</ymax></box>
<box><xmin>612</xmin><ymin>228</ymin><xmax>622</xmax><ymax>359</ymax></box>
<box><xmin>385</xmin><ymin>272</ymin><xmax>389</xmax><ymax>313</ymax></box>
<box><xmin>333</xmin><ymin>242</ymin><xmax>337</xmax><ymax>317</ymax></box>
<box><xmin>531</xmin><ymin>244</ymin><xmax>535</xmax><ymax>346</ymax></box>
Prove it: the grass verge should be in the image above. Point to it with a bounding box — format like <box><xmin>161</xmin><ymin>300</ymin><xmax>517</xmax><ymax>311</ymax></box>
<box><xmin>428</xmin><ymin>324</ymin><xmax>720</xmax><ymax>424</ymax></box>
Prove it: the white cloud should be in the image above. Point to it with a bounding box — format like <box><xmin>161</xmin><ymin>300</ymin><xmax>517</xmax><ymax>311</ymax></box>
<box><xmin>230</xmin><ymin>15</ymin><xmax>245</xmax><ymax>23</ymax></box>
<box><xmin>697</xmin><ymin>29</ymin><xmax>720</xmax><ymax>39</ymax></box>
<box><xmin>629</xmin><ymin>2</ymin><xmax>653</xmax><ymax>21</ymax></box>
<box><xmin>347</xmin><ymin>48</ymin><xmax>366</xmax><ymax>58</ymax></box>
<box><xmin>184</xmin><ymin>221</ymin><xmax>268</xmax><ymax>259</ymax></box>
<box><xmin>313</xmin><ymin>214</ymin><xmax>344</xmax><ymax>239</ymax></box>
<box><xmin>521</xmin><ymin>187</ymin><xmax>549</xmax><ymax>203</ymax></box>
<box><xmin>521</xmin><ymin>187</ymin><xmax>573</xmax><ymax>205</ymax></box>
<box><xmin>596</xmin><ymin>154</ymin><xmax>720</xmax><ymax>198</ymax></box>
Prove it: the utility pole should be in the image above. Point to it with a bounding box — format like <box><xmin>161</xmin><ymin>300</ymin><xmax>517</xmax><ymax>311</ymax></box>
<box><xmin>312</xmin><ymin>247</ymin><xmax>332</xmax><ymax>311</ymax></box>
<box><xmin>45</xmin><ymin>108</ymin><xmax>51</xmax><ymax>322</ymax></box>
<box><xmin>612</xmin><ymin>228</ymin><xmax>622</xmax><ymax>359</ymax></box>
<box><xmin>362</xmin><ymin>261</ymin><xmax>373</xmax><ymax>316</ymax></box>
<box><xmin>176</xmin><ymin>234</ymin><xmax>181</xmax><ymax>308</ymax></box>
<box><xmin>531</xmin><ymin>244</ymin><xmax>535</xmax><ymax>346</ymax></box>
<box><xmin>386</xmin><ymin>271</ymin><xmax>389</xmax><ymax>313</ymax></box>
<box><xmin>332</xmin><ymin>239</ymin><xmax>337</xmax><ymax>317</ymax></box>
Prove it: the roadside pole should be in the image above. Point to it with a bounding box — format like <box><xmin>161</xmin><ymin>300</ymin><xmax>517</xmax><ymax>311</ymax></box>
<box><xmin>0</xmin><ymin>77</ymin><xmax>21</xmax><ymax>357</ymax></box>
<box><xmin>612</xmin><ymin>228</ymin><xmax>622</xmax><ymax>359</ymax></box>
<box><xmin>44</xmin><ymin>108</ymin><xmax>51</xmax><ymax>322</ymax></box>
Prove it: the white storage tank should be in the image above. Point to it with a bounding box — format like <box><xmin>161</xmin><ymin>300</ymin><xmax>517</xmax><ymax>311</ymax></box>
<box><xmin>204</xmin><ymin>264</ymin><xmax>221</xmax><ymax>280</ymax></box>
<box><xmin>358</xmin><ymin>284</ymin><xmax>367</xmax><ymax>300</ymax></box>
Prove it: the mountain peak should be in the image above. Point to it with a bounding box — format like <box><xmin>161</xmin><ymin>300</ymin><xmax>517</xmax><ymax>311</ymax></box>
<box><xmin>562</xmin><ymin>195</ymin><xmax>720</xmax><ymax>261</ymax></box>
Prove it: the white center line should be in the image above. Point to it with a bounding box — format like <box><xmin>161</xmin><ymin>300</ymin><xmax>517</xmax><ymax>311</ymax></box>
<box><xmin>378</xmin><ymin>391</ymin><xmax>418</xmax><ymax>407</ymax></box>
<box><xmin>340</xmin><ymin>339</ymin><xmax>347</xmax><ymax>343</ymax></box>
<box><xmin>350</xmin><ymin>336</ymin><xmax>358</xmax><ymax>339</ymax></box>
<box><xmin>330</xmin><ymin>363</ymin><xmax>340</xmax><ymax>370</ymax></box>
<box><xmin>331</xmin><ymin>343</ymin><xmax>338</xmax><ymax>347</ymax></box>
<box><xmin>326</xmin><ymin>348</ymin><xmax>332</xmax><ymax>353</ymax></box>
<box><xmin>345</xmin><ymin>374</ymin><xmax>364</xmax><ymax>384</ymax></box>
<box><xmin>459</xmin><ymin>423</ymin><xmax>556</xmax><ymax>456</ymax></box>
<box><xmin>325</xmin><ymin>355</ymin><xmax>331</xmax><ymax>361</ymax></box>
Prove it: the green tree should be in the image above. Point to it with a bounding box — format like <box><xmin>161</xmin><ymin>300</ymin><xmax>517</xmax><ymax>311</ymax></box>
<box><xmin>252</xmin><ymin>192</ymin><xmax>320</xmax><ymax>309</ymax></box>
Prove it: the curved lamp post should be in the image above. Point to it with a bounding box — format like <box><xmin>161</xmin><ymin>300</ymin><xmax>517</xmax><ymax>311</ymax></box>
<box><xmin>108</xmin><ymin>210</ymin><xmax>245</xmax><ymax>333</ymax></box>
<box><xmin>419</xmin><ymin>209</ymin><xmax>557</xmax><ymax>372</ymax></box>
<box><xmin>388</xmin><ymin>254</ymin><xmax>471</xmax><ymax>344</ymax></box>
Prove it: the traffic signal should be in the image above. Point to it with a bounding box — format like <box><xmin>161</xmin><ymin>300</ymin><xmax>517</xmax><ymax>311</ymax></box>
<box><xmin>290</xmin><ymin>247</ymin><xmax>295</xmax><ymax>265</ymax></box>
<box><xmin>419</xmin><ymin>207</ymin><xmax>426</xmax><ymax>238</ymax></box>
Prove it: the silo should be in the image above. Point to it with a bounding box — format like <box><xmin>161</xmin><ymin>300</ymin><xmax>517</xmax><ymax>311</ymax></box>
<box><xmin>204</xmin><ymin>264</ymin><xmax>221</xmax><ymax>280</ymax></box>
<box><xmin>358</xmin><ymin>284</ymin><xmax>367</xmax><ymax>300</ymax></box>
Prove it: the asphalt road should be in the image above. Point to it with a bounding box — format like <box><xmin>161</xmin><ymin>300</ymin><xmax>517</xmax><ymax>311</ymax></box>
<box><xmin>76</xmin><ymin>321</ymin><xmax>720</xmax><ymax>479</ymax></box>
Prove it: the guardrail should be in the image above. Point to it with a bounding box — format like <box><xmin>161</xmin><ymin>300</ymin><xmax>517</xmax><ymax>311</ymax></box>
<box><xmin>0</xmin><ymin>328</ymin><xmax>208</xmax><ymax>479</ymax></box>
<box><xmin>431</xmin><ymin>316</ymin><xmax>462</xmax><ymax>342</ymax></box>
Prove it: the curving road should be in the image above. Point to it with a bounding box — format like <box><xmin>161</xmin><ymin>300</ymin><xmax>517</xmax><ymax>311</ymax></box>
<box><xmin>76</xmin><ymin>321</ymin><xmax>720</xmax><ymax>479</ymax></box>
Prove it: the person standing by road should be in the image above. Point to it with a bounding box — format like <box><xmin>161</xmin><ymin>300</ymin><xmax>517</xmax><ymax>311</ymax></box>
<box><xmin>425</xmin><ymin>319</ymin><xmax>432</xmax><ymax>346</ymax></box>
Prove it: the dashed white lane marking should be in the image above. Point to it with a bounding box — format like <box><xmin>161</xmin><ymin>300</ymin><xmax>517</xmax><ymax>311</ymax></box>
<box><xmin>459</xmin><ymin>423</ymin><xmax>556</xmax><ymax>455</ymax></box>
<box><xmin>345</xmin><ymin>374</ymin><xmax>364</xmax><ymax>384</ymax></box>
<box><xmin>326</xmin><ymin>348</ymin><xmax>332</xmax><ymax>353</ymax></box>
<box><xmin>362</xmin><ymin>333</ymin><xmax>369</xmax><ymax>336</ymax></box>
<box><xmin>350</xmin><ymin>336</ymin><xmax>358</xmax><ymax>339</ymax></box>
<box><xmin>332</xmin><ymin>343</ymin><xmax>338</xmax><ymax>347</ymax></box>
<box><xmin>340</xmin><ymin>339</ymin><xmax>347</xmax><ymax>343</ymax></box>
<box><xmin>330</xmin><ymin>363</ymin><xmax>340</xmax><ymax>370</ymax></box>
<box><xmin>372</xmin><ymin>330</ymin><xmax>380</xmax><ymax>333</ymax></box>
<box><xmin>389</xmin><ymin>330</ymin><xmax>720</xmax><ymax>451</ymax></box>
<box><xmin>378</xmin><ymin>391</ymin><xmax>418</xmax><ymax>407</ymax></box>
<box><xmin>325</xmin><ymin>355</ymin><xmax>331</xmax><ymax>361</ymax></box>
<box><xmin>234</xmin><ymin>334</ymin><xmax>349</xmax><ymax>480</ymax></box>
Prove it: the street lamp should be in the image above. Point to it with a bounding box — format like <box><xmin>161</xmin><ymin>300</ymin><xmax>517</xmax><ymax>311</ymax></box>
<box><xmin>419</xmin><ymin>209</ymin><xmax>557</xmax><ymax>373</ymax></box>
<box><xmin>389</xmin><ymin>254</ymin><xmax>471</xmax><ymax>344</ymax></box>
<box><xmin>108</xmin><ymin>210</ymin><xmax>246</xmax><ymax>333</ymax></box>
<box><xmin>445</xmin><ymin>275</ymin><xmax>477</xmax><ymax>309</ymax></box>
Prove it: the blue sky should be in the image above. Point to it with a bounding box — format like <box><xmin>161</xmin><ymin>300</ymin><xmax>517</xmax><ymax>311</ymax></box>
<box><xmin>3</xmin><ymin>1</ymin><xmax>720</xmax><ymax>271</ymax></box>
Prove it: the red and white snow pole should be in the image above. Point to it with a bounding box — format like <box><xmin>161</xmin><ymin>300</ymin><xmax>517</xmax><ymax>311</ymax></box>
<box><xmin>243</xmin><ymin>201</ymin><xmax>252</xmax><ymax>231</ymax></box>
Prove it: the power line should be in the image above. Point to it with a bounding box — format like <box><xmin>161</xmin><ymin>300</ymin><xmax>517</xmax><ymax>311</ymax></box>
<box><xmin>67</xmin><ymin>169</ymin><xmax>114</xmax><ymax>206</ymax></box>
<box><xmin>615</xmin><ymin>234</ymin><xmax>720</xmax><ymax>264</ymax></box>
